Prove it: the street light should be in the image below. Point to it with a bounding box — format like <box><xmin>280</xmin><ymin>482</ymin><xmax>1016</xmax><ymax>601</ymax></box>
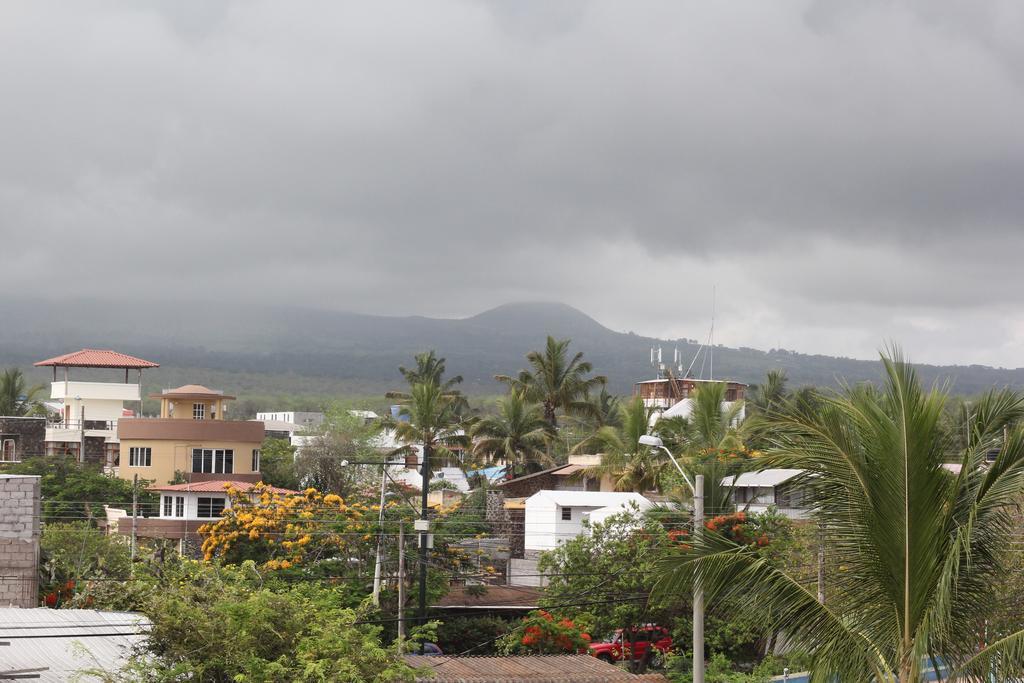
<box><xmin>638</xmin><ymin>434</ymin><xmax>704</xmax><ymax>683</ymax></box>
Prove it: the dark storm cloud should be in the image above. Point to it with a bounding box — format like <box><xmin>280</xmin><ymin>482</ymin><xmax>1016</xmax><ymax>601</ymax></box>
<box><xmin>1</xmin><ymin>0</ymin><xmax>1023</xmax><ymax>365</ymax></box>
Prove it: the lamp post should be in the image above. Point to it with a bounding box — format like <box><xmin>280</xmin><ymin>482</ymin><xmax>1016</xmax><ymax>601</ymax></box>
<box><xmin>638</xmin><ymin>434</ymin><xmax>704</xmax><ymax>683</ymax></box>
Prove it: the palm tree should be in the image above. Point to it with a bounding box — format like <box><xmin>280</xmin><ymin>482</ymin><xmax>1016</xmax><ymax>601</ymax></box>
<box><xmin>495</xmin><ymin>336</ymin><xmax>606</xmax><ymax>429</ymax></box>
<box><xmin>390</xmin><ymin>350</ymin><xmax>471</xmax><ymax>420</ymax></box>
<box><xmin>657</xmin><ymin>352</ymin><xmax>1024</xmax><ymax>681</ymax></box>
<box><xmin>655</xmin><ymin>381</ymin><xmax>746</xmax><ymax>457</ymax></box>
<box><xmin>0</xmin><ymin>368</ymin><xmax>44</xmax><ymax>416</ymax></box>
<box><xmin>747</xmin><ymin>369</ymin><xmax>789</xmax><ymax>416</ymax></box>
<box><xmin>575</xmin><ymin>396</ymin><xmax>675</xmax><ymax>493</ymax></box>
<box><xmin>470</xmin><ymin>391</ymin><xmax>553</xmax><ymax>478</ymax></box>
<box><xmin>391</xmin><ymin>382</ymin><xmax>468</xmax><ymax>483</ymax></box>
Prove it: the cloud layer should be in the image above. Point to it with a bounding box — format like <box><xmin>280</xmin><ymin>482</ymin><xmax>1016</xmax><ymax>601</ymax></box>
<box><xmin>2</xmin><ymin>0</ymin><xmax>1023</xmax><ymax>366</ymax></box>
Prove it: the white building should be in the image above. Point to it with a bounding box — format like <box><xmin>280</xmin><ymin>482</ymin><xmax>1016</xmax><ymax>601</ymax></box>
<box><xmin>150</xmin><ymin>480</ymin><xmax>298</xmax><ymax>521</ymax></box>
<box><xmin>34</xmin><ymin>349</ymin><xmax>159</xmax><ymax>464</ymax></box>
<box><xmin>523</xmin><ymin>490</ymin><xmax>655</xmax><ymax>552</ymax></box>
<box><xmin>255</xmin><ymin>411</ymin><xmax>324</xmax><ymax>428</ymax></box>
<box><xmin>720</xmin><ymin>469</ymin><xmax>810</xmax><ymax>520</ymax></box>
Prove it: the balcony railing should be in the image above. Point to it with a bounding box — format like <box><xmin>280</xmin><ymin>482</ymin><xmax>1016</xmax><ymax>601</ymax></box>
<box><xmin>46</xmin><ymin>419</ymin><xmax>118</xmax><ymax>431</ymax></box>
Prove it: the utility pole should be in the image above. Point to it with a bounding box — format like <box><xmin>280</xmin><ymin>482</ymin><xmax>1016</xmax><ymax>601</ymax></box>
<box><xmin>817</xmin><ymin>524</ymin><xmax>826</xmax><ymax>604</ymax></box>
<box><xmin>417</xmin><ymin>444</ymin><xmax>431</xmax><ymax>655</ymax></box>
<box><xmin>398</xmin><ymin>520</ymin><xmax>406</xmax><ymax>643</ymax></box>
<box><xmin>693</xmin><ymin>474</ymin><xmax>704</xmax><ymax>683</ymax></box>
<box><xmin>79</xmin><ymin>405</ymin><xmax>86</xmax><ymax>463</ymax></box>
<box><xmin>371</xmin><ymin>465</ymin><xmax>388</xmax><ymax>606</ymax></box>
<box><xmin>130</xmin><ymin>474</ymin><xmax>138</xmax><ymax>565</ymax></box>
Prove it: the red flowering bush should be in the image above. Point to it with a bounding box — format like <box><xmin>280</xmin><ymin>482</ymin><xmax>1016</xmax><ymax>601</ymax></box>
<box><xmin>704</xmin><ymin>511</ymin><xmax>771</xmax><ymax>547</ymax></box>
<box><xmin>501</xmin><ymin>610</ymin><xmax>592</xmax><ymax>654</ymax></box>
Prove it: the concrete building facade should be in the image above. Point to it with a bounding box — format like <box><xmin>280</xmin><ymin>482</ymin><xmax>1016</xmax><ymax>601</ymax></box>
<box><xmin>0</xmin><ymin>474</ymin><xmax>41</xmax><ymax>607</ymax></box>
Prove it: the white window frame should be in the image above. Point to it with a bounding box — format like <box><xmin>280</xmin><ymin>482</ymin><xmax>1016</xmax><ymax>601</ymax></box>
<box><xmin>162</xmin><ymin>496</ymin><xmax>172</xmax><ymax>517</ymax></box>
<box><xmin>129</xmin><ymin>447</ymin><xmax>152</xmax><ymax>467</ymax></box>
<box><xmin>251</xmin><ymin>449</ymin><xmax>260</xmax><ymax>472</ymax></box>
<box><xmin>561</xmin><ymin>507</ymin><xmax>572</xmax><ymax>521</ymax></box>
<box><xmin>1</xmin><ymin>438</ymin><xmax>17</xmax><ymax>463</ymax></box>
<box><xmin>193</xmin><ymin>403</ymin><xmax>206</xmax><ymax>420</ymax></box>
<box><xmin>175</xmin><ymin>496</ymin><xmax>185</xmax><ymax>518</ymax></box>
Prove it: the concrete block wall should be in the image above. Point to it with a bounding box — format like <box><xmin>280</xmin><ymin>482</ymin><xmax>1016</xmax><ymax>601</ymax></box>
<box><xmin>0</xmin><ymin>474</ymin><xmax>41</xmax><ymax>607</ymax></box>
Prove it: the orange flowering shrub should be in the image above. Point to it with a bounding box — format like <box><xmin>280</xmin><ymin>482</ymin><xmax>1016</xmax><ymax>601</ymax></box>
<box><xmin>502</xmin><ymin>610</ymin><xmax>592</xmax><ymax>654</ymax></box>
<box><xmin>199</xmin><ymin>483</ymin><xmax>373</xmax><ymax>569</ymax></box>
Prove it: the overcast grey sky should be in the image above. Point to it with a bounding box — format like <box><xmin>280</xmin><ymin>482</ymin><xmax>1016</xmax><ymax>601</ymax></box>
<box><xmin>2</xmin><ymin>1</ymin><xmax>1023</xmax><ymax>367</ymax></box>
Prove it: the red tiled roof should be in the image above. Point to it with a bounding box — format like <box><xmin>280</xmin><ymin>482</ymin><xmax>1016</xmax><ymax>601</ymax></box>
<box><xmin>35</xmin><ymin>349</ymin><xmax>159</xmax><ymax>369</ymax></box>
<box><xmin>148</xmin><ymin>480</ymin><xmax>297</xmax><ymax>495</ymax></box>
<box><xmin>403</xmin><ymin>654</ymin><xmax>668</xmax><ymax>682</ymax></box>
<box><xmin>149</xmin><ymin>384</ymin><xmax>236</xmax><ymax>400</ymax></box>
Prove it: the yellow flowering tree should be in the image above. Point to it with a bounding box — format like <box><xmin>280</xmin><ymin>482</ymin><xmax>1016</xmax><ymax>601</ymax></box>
<box><xmin>199</xmin><ymin>484</ymin><xmax>375</xmax><ymax>571</ymax></box>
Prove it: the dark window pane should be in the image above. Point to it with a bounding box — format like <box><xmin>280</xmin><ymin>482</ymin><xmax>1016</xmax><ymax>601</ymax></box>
<box><xmin>192</xmin><ymin>449</ymin><xmax>203</xmax><ymax>473</ymax></box>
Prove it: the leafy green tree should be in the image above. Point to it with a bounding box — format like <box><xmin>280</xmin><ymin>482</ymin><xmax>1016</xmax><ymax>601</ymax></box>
<box><xmin>538</xmin><ymin>508</ymin><xmax>677</xmax><ymax>671</ymax></box>
<box><xmin>295</xmin><ymin>409</ymin><xmax>382</xmax><ymax>496</ymax></box>
<box><xmin>576</xmin><ymin>396</ymin><xmax>675</xmax><ymax>493</ymax></box>
<box><xmin>470</xmin><ymin>390</ymin><xmax>553</xmax><ymax>477</ymax></box>
<box><xmin>87</xmin><ymin>560</ymin><xmax>418</xmax><ymax>682</ymax></box>
<box><xmin>3</xmin><ymin>456</ymin><xmax>156</xmax><ymax>521</ymax></box>
<box><xmin>0</xmin><ymin>368</ymin><xmax>45</xmax><ymax>416</ymax></box>
<box><xmin>496</xmin><ymin>336</ymin><xmax>606</xmax><ymax>428</ymax></box>
<box><xmin>259</xmin><ymin>437</ymin><xmax>300</xmax><ymax>490</ymax></box>
<box><xmin>39</xmin><ymin>522</ymin><xmax>132</xmax><ymax>607</ymax></box>
<box><xmin>657</xmin><ymin>352</ymin><xmax>1024</xmax><ymax>682</ymax></box>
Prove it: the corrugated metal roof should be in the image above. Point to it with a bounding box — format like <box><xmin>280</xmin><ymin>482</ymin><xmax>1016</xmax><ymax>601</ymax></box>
<box><xmin>403</xmin><ymin>654</ymin><xmax>668</xmax><ymax>681</ymax></box>
<box><xmin>34</xmin><ymin>349</ymin><xmax>159</xmax><ymax>369</ymax></box>
<box><xmin>148</xmin><ymin>480</ymin><xmax>297</xmax><ymax>494</ymax></box>
<box><xmin>0</xmin><ymin>608</ymin><xmax>149</xmax><ymax>682</ymax></box>
<box><xmin>720</xmin><ymin>469</ymin><xmax>804</xmax><ymax>488</ymax></box>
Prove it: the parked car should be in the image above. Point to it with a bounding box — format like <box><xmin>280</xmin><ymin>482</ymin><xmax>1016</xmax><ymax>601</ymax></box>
<box><xmin>589</xmin><ymin>625</ymin><xmax>672</xmax><ymax>666</ymax></box>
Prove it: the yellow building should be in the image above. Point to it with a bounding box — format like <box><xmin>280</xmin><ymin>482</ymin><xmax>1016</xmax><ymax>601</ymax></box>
<box><xmin>116</xmin><ymin>385</ymin><xmax>264</xmax><ymax>485</ymax></box>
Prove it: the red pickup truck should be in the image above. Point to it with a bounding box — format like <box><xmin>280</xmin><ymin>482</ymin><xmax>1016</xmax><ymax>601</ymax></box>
<box><xmin>589</xmin><ymin>625</ymin><xmax>672</xmax><ymax>667</ymax></box>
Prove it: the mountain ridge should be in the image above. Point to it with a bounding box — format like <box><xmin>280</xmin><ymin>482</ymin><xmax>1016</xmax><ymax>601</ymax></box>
<box><xmin>1</xmin><ymin>298</ymin><xmax>1022</xmax><ymax>398</ymax></box>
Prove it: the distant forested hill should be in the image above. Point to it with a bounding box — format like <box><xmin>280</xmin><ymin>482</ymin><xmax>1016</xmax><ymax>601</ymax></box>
<box><xmin>2</xmin><ymin>299</ymin><xmax>1022</xmax><ymax>405</ymax></box>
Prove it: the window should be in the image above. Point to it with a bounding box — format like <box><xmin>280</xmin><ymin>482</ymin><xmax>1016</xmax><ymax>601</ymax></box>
<box><xmin>175</xmin><ymin>496</ymin><xmax>184</xmax><ymax>517</ymax></box>
<box><xmin>163</xmin><ymin>496</ymin><xmax>172</xmax><ymax>516</ymax></box>
<box><xmin>251</xmin><ymin>449</ymin><xmax>260</xmax><ymax>472</ymax></box>
<box><xmin>1</xmin><ymin>439</ymin><xmax>16</xmax><ymax>462</ymax></box>
<box><xmin>129</xmin><ymin>447</ymin><xmax>151</xmax><ymax>467</ymax></box>
<box><xmin>197</xmin><ymin>497</ymin><xmax>226</xmax><ymax>518</ymax></box>
<box><xmin>561</xmin><ymin>507</ymin><xmax>572</xmax><ymax>521</ymax></box>
<box><xmin>193</xmin><ymin>403</ymin><xmax>205</xmax><ymax>420</ymax></box>
<box><xmin>191</xmin><ymin>448</ymin><xmax>233</xmax><ymax>474</ymax></box>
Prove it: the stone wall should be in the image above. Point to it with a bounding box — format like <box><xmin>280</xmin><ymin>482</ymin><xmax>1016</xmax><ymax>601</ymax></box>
<box><xmin>0</xmin><ymin>474</ymin><xmax>41</xmax><ymax>607</ymax></box>
<box><xmin>0</xmin><ymin>417</ymin><xmax>46</xmax><ymax>461</ymax></box>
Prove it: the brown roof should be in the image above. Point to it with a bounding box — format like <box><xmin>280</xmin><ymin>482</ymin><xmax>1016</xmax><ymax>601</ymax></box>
<box><xmin>494</xmin><ymin>464</ymin><xmax>572</xmax><ymax>487</ymax></box>
<box><xmin>148</xmin><ymin>480</ymin><xmax>297</xmax><ymax>495</ymax></box>
<box><xmin>434</xmin><ymin>585</ymin><xmax>541</xmax><ymax>610</ymax></box>
<box><xmin>404</xmin><ymin>654</ymin><xmax>668</xmax><ymax>682</ymax></box>
<box><xmin>118</xmin><ymin>418</ymin><xmax>265</xmax><ymax>443</ymax></box>
<box><xmin>34</xmin><ymin>349</ymin><xmax>159</xmax><ymax>369</ymax></box>
<box><xmin>150</xmin><ymin>384</ymin><xmax>236</xmax><ymax>400</ymax></box>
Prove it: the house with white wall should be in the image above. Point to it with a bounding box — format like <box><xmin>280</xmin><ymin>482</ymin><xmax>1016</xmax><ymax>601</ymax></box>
<box><xmin>523</xmin><ymin>490</ymin><xmax>655</xmax><ymax>552</ymax></box>
<box><xmin>720</xmin><ymin>469</ymin><xmax>810</xmax><ymax>520</ymax></box>
<box><xmin>34</xmin><ymin>349</ymin><xmax>159</xmax><ymax>465</ymax></box>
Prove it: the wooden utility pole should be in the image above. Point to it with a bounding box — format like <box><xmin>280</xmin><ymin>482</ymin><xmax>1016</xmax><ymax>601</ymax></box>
<box><xmin>398</xmin><ymin>520</ymin><xmax>406</xmax><ymax>643</ymax></box>
<box><xmin>130</xmin><ymin>474</ymin><xmax>138</xmax><ymax>566</ymax></box>
<box><xmin>817</xmin><ymin>524</ymin><xmax>825</xmax><ymax>604</ymax></box>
